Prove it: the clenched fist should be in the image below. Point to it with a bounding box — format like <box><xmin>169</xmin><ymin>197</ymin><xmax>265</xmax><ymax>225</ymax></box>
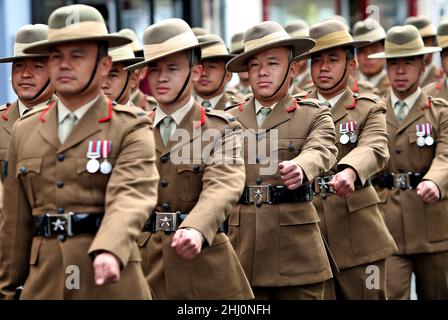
<box><xmin>416</xmin><ymin>180</ymin><xmax>440</xmax><ymax>204</ymax></box>
<box><xmin>93</xmin><ymin>252</ymin><xmax>121</xmax><ymax>286</ymax></box>
<box><xmin>279</xmin><ymin>160</ymin><xmax>304</xmax><ymax>190</ymax></box>
<box><xmin>329</xmin><ymin>167</ymin><xmax>358</xmax><ymax>199</ymax></box>
<box><xmin>171</xmin><ymin>228</ymin><xmax>204</xmax><ymax>260</ymax></box>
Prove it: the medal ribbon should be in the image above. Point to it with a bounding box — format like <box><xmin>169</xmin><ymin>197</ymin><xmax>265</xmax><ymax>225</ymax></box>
<box><xmin>102</xmin><ymin>140</ymin><xmax>112</xmax><ymax>160</ymax></box>
<box><xmin>425</xmin><ymin>123</ymin><xmax>432</xmax><ymax>137</ymax></box>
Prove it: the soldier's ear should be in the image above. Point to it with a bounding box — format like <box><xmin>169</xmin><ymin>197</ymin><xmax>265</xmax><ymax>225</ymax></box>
<box><xmin>191</xmin><ymin>64</ymin><xmax>203</xmax><ymax>82</ymax></box>
<box><xmin>99</xmin><ymin>55</ymin><xmax>112</xmax><ymax>77</ymax></box>
<box><xmin>224</xmin><ymin>70</ymin><xmax>233</xmax><ymax>83</ymax></box>
<box><xmin>289</xmin><ymin>60</ymin><xmax>299</xmax><ymax>78</ymax></box>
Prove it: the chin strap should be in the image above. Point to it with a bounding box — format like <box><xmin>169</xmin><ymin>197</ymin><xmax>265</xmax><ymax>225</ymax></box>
<box><xmin>115</xmin><ymin>71</ymin><xmax>131</xmax><ymax>104</ymax></box>
<box><xmin>168</xmin><ymin>49</ymin><xmax>194</xmax><ymax>104</ymax></box>
<box><xmin>266</xmin><ymin>50</ymin><xmax>294</xmax><ymax>99</ymax></box>
<box><xmin>317</xmin><ymin>50</ymin><xmax>350</xmax><ymax>93</ymax></box>
<box><xmin>78</xmin><ymin>44</ymin><xmax>102</xmax><ymax>94</ymax></box>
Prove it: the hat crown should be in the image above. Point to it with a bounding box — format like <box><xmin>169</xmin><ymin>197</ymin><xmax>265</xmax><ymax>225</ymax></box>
<box><xmin>15</xmin><ymin>24</ymin><xmax>48</xmax><ymax>44</ymax></box>
<box><xmin>48</xmin><ymin>4</ymin><xmax>105</xmax><ymax>29</ymax></box>
<box><xmin>284</xmin><ymin>20</ymin><xmax>309</xmax><ymax>38</ymax></box>
<box><xmin>143</xmin><ymin>18</ymin><xmax>197</xmax><ymax>46</ymax></box>
<box><xmin>244</xmin><ymin>21</ymin><xmax>289</xmax><ymax>44</ymax></box>
<box><xmin>310</xmin><ymin>20</ymin><xmax>351</xmax><ymax>42</ymax></box>
<box><xmin>197</xmin><ymin>34</ymin><xmax>229</xmax><ymax>58</ymax></box>
<box><xmin>108</xmin><ymin>43</ymin><xmax>137</xmax><ymax>63</ymax></box>
<box><xmin>353</xmin><ymin>18</ymin><xmax>382</xmax><ymax>36</ymax></box>
<box><xmin>438</xmin><ymin>20</ymin><xmax>448</xmax><ymax>36</ymax></box>
<box><xmin>230</xmin><ymin>32</ymin><xmax>244</xmax><ymax>53</ymax></box>
<box><xmin>118</xmin><ymin>28</ymin><xmax>142</xmax><ymax>52</ymax></box>
<box><xmin>386</xmin><ymin>25</ymin><xmax>423</xmax><ymax>46</ymax></box>
<box><xmin>404</xmin><ymin>15</ymin><xmax>436</xmax><ymax>38</ymax></box>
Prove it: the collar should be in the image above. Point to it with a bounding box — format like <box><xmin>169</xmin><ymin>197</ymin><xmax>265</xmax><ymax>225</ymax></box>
<box><xmin>293</xmin><ymin>70</ymin><xmax>309</xmax><ymax>86</ymax></box>
<box><xmin>18</xmin><ymin>99</ymin><xmax>51</xmax><ymax>118</ymax></box>
<box><xmin>317</xmin><ymin>89</ymin><xmax>347</xmax><ymax>108</ymax></box>
<box><xmin>196</xmin><ymin>92</ymin><xmax>225</xmax><ymax>110</ymax></box>
<box><xmin>57</xmin><ymin>95</ymin><xmax>100</xmax><ymax>125</ymax></box>
<box><xmin>359</xmin><ymin>69</ymin><xmax>387</xmax><ymax>86</ymax></box>
<box><xmin>390</xmin><ymin>87</ymin><xmax>422</xmax><ymax>109</ymax></box>
<box><xmin>154</xmin><ymin>96</ymin><xmax>194</xmax><ymax>127</ymax></box>
<box><xmin>255</xmin><ymin>99</ymin><xmax>279</xmax><ymax>114</ymax></box>
<box><xmin>130</xmin><ymin>89</ymin><xmax>140</xmax><ymax>101</ymax></box>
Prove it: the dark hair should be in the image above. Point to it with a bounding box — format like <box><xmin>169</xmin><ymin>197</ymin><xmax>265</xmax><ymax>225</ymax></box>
<box><xmin>98</xmin><ymin>41</ymin><xmax>109</xmax><ymax>58</ymax></box>
<box><xmin>342</xmin><ymin>46</ymin><xmax>355</xmax><ymax>60</ymax></box>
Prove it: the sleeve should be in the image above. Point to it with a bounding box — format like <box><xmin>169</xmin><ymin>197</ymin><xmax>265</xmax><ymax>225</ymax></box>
<box><xmin>88</xmin><ymin>116</ymin><xmax>159</xmax><ymax>267</ymax></box>
<box><xmin>293</xmin><ymin>107</ymin><xmax>338</xmax><ymax>181</ymax></box>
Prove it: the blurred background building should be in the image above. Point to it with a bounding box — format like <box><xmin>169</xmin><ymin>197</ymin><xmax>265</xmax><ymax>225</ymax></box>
<box><xmin>1</xmin><ymin>0</ymin><xmax>448</xmax><ymax>102</ymax></box>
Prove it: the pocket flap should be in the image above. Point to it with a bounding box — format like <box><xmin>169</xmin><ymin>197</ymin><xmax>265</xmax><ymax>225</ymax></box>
<box><xmin>136</xmin><ymin>232</ymin><xmax>151</xmax><ymax>247</ymax></box>
<box><xmin>346</xmin><ymin>185</ymin><xmax>380</xmax><ymax>213</ymax></box>
<box><xmin>279</xmin><ymin>203</ymin><xmax>320</xmax><ymax>225</ymax></box>
<box><xmin>16</xmin><ymin>158</ymin><xmax>42</xmax><ymax>176</ymax></box>
<box><xmin>408</xmin><ymin>131</ymin><xmax>417</xmax><ymax>144</ymax></box>
<box><xmin>29</xmin><ymin>237</ymin><xmax>42</xmax><ymax>265</ymax></box>
<box><xmin>176</xmin><ymin>163</ymin><xmax>203</xmax><ymax>173</ymax></box>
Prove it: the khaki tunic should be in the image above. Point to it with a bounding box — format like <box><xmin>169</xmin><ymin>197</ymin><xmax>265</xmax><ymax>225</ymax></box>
<box><xmin>228</xmin><ymin>94</ymin><xmax>338</xmax><ymax>287</ymax></box>
<box><xmin>0</xmin><ymin>95</ymin><xmax>159</xmax><ymax>299</ymax></box>
<box><xmin>306</xmin><ymin>89</ymin><xmax>396</xmax><ymax>270</ymax></box>
<box><xmin>423</xmin><ymin>78</ymin><xmax>448</xmax><ymax>101</ymax></box>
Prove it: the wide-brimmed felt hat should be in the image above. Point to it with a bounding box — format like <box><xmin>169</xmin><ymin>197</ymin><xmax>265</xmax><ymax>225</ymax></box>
<box><xmin>404</xmin><ymin>16</ymin><xmax>437</xmax><ymax>38</ymax></box>
<box><xmin>368</xmin><ymin>24</ymin><xmax>440</xmax><ymax>59</ymax></box>
<box><xmin>197</xmin><ymin>34</ymin><xmax>235</xmax><ymax>62</ymax></box>
<box><xmin>437</xmin><ymin>19</ymin><xmax>448</xmax><ymax>50</ymax></box>
<box><xmin>108</xmin><ymin>42</ymin><xmax>144</xmax><ymax>66</ymax></box>
<box><xmin>296</xmin><ymin>20</ymin><xmax>370</xmax><ymax>60</ymax></box>
<box><xmin>353</xmin><ymin>17</ymin><xmax>386</xmax><ymax>43</ymax></box>
<box><xmin>229</xmin><ymin>32</ymin><xmax>245</xmax><ymax>54</ymax></box>
<box><xmin>118</xmin><ymin>28</ymin><xmax>143</xmax><ymax>57</ymax></box>
<box><xmin>322</xmin><ymin>15</ymin><xmax>351</xmax><ymax>32</ymax></box>
<box><xmin>124</xmin><ymin>18</ymin><xmax>218</xmax><ymax>71</ymax></box>
<box><xmin>284</xmin><ymin>20</ymin><xmax>309</xmax><ymax>38</ymax></box>
<box><xmin>226</xmin><ymin>21</ymin><xmax>315</xmax><ymax>72</ymax></box>
<box><xmin>0</xmin><ymin>24</ymin><xmax>49</xmax><ymax>63</ymax></box>
<box><xmin>24</xmin><ymin>4</ymin><xmax>131</xmax><ymax>54</ymax></box>
<box><xmin>192</xmin><ymin>27</ymin><xmax>209</xmax><ymax>37</ymax></box>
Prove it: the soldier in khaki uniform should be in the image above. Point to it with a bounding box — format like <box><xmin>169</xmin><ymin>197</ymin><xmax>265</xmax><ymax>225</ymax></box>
<box><xmin>0</xmin><ymin>4</ymin><xmax>159</xmax><ymax>300</ymax></box>
<box><xmin>352</xmin><ymin>18</ymin><xmax>390</xmax><ymax>98</ymax></box>
<box><xmin>0</xmin><ymin>25</ymin><xmax>57</xmax><ymax>210</ymax></box>
<box><xmin>298</xmin><ymin>20</ymin><xmax>396</xmax><ymax>299</ymax></box>
<box><xmin>118</xmin><ymin>29</ymin><xmax>155</xmax><ymax>111</ymax></box>
<box><xmin>193</xmin><ymin>34</ymin><xmax>243</xmax><ymax>111</ymax></box>
<box><xmin>101</xmin><ymin>42</ymin><xmax>144</xmax><ymax>105</ymax></box>
<box><xmin>125</xmin><ymin>18</ymin><xmax>253</xmax><ymax>300</ymax></box>
<box><xmin>405</xmin><ymin>16</ymin><xmax>444</xmax><ymax>87</ymax></box>
<box><xmin>369</xmin><ymin>25</ymin><xmax>448</xmax><ymax>299</ymax></box>
<box><xmin>424</xmin><ymin>20</ymin><xmax>448</xmax><ymax>100</ymax></box>
<box><xmin>230</xmin><ymin>32</ymin><xmax>252</xmax><ymax>98</ymax></box>
<box><xmin>226</xmin><ymin>21</ymin><xmax>338</xmax><ymax>299</ymax></box>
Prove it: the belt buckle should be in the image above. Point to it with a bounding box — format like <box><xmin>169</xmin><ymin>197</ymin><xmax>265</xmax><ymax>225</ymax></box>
<box><xmin>155</xmin><ymin>212</ymin><xmax>179</xmax><ymax>232</ymax></box>
<box><xmin>45</xmin><ymin>212</ymin><xmax>74</xmax><ymax>237</ymax></box>
<box><xmin>248</xmin><ymin>185</ymin><xmax>272</xmax><ymax>205</ymax></box>
<box><xmin>317</xmin><ymin>175</ymin><xmax>336</xmax><ymax>196</ymax></box>
<box><xmin>394</xmin><ymin>173</ymin><xmax>411</xmax><ymax>189</ymax></box>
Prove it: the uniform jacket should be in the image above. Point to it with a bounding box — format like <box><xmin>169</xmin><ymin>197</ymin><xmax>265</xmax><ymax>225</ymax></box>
<box><xmin>376</xmin><ymin>92</ymin><xmax>448</xmax><ymax>255</ymax></box>
<box><xmin>306</xmin><ymin>89</ymin><xmax>397</xmax><ymax>270</ymax></box>
<box><xmin>0</xmin><ymin>94</ymin><xmax>159</xmax><ymax>299</ymax></box>
<box><xmin>132</xmin><ymin>89</ymin><xmax>156</xmax><ymax>112</ymax></box>
<box><xmin>423</xmin><ymin>78</ymin><xmax>448</xmax><ymax>101</ymax></box>
<box><xmin>421</xmin><ymin>64</ymin><xmax>444</xmax><ymax>89</ymax></box>
<box><xmin>228</xmin><ymin>94</ymin><xmax>338</xmax><ymax>287</ymax></box>
<box><xmin>138</xmin><ymin>101</ymin><xmax>253</xmax><ymax>300</ymax></box>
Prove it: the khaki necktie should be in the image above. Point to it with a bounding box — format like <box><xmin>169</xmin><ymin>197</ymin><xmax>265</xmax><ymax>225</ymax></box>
<box><xmin>201</xmin><ymin>100</ymin><xmax>212</xmax><ymax>111</ymax></box>
<box><xmin>161</xmin><ymin>116</ymin><xmax>174</xmax><ymax>146</ymax></box>
<box><xmin>257</xmin><ymin>107</ymin><xmax>272</xmax><ymax>127</ymax></box>
<box><xmin>394</xmin><ymin>101</ymin><xmax>408</xmax><ymax>123</ymax></box>
<box><xmin>59</xmin><ymin>112</ymin><xmax>77</xmax><ymax>144</ymax></box>
<box><xmin>323</xmin><ymin>100</ymin><xmax>331</xmax><ymax>108</ymax></box>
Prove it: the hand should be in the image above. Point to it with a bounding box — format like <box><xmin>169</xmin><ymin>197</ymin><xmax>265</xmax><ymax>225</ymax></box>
<box><xmin>93</xmin><ymin>252</ymin><xmax>121</xmax><ymax>286</ymax></box>
<box><xmin>329</xmin><ymin>168</ymin><xmax>358</xmax><ymax>199</ymax></box>
<box><xmin>279</xmin><ymin>160</ymin><xmax>304</xmax><ymax>190</ymax></box>
<box><xmin>416</xmin><ymin>180</ymin><xmax>440</xmax><ymax>204</ymax></box>
<box><xmin>171</xmin><ymin>228</ymin><xmax>203</xmax><ymax>260</ymax></box>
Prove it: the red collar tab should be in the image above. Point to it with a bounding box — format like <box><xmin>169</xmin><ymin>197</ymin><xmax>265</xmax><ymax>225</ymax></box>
<box><xmin>346</xmin><ymin>94</ymin><xmax>357</xmax><ymax>110</ymax></box>
<box><xmin>38</xmin><ymin>101</ymin><xmax>57</xmax><ymax>123</ymax></box>
<box><xmin>424</xmin><ymin>96</ymin><xmax>432</xmax><ymax>110</ymax></box>
<box><xmin>286</xmin><ymin>99</ymin><xmax>298</xmax><ymax>112</ymax></box>
<box><xmin>148</xmin><ymin>108</ymin><xmax>156</xmax><ymax>118</ymax></box>
<box><xmin>2</xmin><ymin>103</ymin><xmax>12</xmax><ymax>121</ymax></box>
<box><xmin>194</xmin><ymin>106</ymin><xmax>207</xmax><ymax>128</ymax></box>
<box><xmin>353</xmin><ymin>80</ymin><xmax>359</xmax><ymax>93</ymax></box>
<box><xmin>98</xmin><ymin>100</ymin><xmax>113</xmax><ymax>123</ymax></box>
<box><xmin>436</xmin><ymin>80</ymin><xmax>442</xmax><ymax>91</ymax></box>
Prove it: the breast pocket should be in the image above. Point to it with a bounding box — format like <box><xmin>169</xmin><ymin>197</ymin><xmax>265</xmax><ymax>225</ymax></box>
<box><xmin>274</xmin><ymin>138</ymin><xmax>306</xmax><ymax>162</ymax></box>
<box><xmin>177</xmin><ymin>164</ymin><xmax>203</xmax><ymax>202</ymax></box>
<box><xmin>76</xmin><ymin>158</ymin><xmax>113</xmax><ymax>205</ymax></box>
<box><xmin>16</xmin><ymin>158</ymin><xmax>42</xmax><ymax>208</ymax></box>
<box><xmin>408</xmin><ymin>131</ymin><xmax>435</xmax><ymax>166</ymax></box>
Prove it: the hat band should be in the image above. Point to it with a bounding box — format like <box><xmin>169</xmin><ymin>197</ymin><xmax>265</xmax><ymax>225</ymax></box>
<box><xmin>385</xmin><ymin>37</ymin><xmax>425</xmax><ymax>55</ymax></box>
<box><xmin>437</xmin><ymin>35</ymin><xmax>448</xmax><ymax>49</ymax></box>
<box><xmin>289</xmin><ymin>30</ymin><xmax>309</xmax><ymax>38</ymax></box>
<box><xmin>14</xmin><ymin>42</ymin><xmax>37</xmax><ymax>57</ymax></box>
<box><xmin>418</xmin><ymin>24</ymin><xmax>436</xmax><ymax>38</ymax></box>
<box><xmin>109</xmin><ymin>45</ymin><xmax>136</xmax><ymax>62</ymax></box>
<box><xmin>311</xmin><ymin>30</ymin><xmax>354</xmax><ymax>52</ymax></box>
<box><xmin>202</xmin><ymin>43</ymin><xmax>229</xmax><ymax>58</ymax></box>
<box><xmin>48</xmin><ymin>21</ymin><xmax>109</xmax><ymax>42</ymax></box>
<box><xmin>144</xmin><ymin>31</ymin><xmax>198</xmax><ymax>60</ymax></box>
<box><xmin>354</xmin><ymin>28</ymin><xmax>386</xmax><ymax>42</ymax></box>
<box><xmin>244</xmin><ymin>31</ymin><xmax>290</xmax><ymax>52</ymax></box>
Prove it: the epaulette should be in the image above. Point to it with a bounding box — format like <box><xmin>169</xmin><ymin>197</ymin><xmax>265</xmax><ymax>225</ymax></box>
<box><xmin>225</xmin><ymin>97</ymin><xmax>251</xmax><ymax>111</ymax></box>
<box><xmin>295</xmin><ymin>97</ymin><xmax>323</xmax><ymax>108</ymax></box>
<box><xmin>206</xmin><ymin>109</ymin><xmax>237</xmax><ymax>123</ymax></box>
<box><xmin>354</xmin><ymin>92</ymin><xmax>381</xmax><ymax>103</ymax></box>
<box><xmin>113</xmin><ymin>102</ymin><xmax>147</xmax><ymax>117</ymax></box>
<box><xmin>428</xmin><ymin>96</ymin><xmax>448</xmax><ymax>107</ymax></box>
<box><xmin>145</xmin><ymin>95</ymin><xmax>158</xmax><ymax>106</ymax></box>
<box><xmin>20</xmin><ymin>104</ymin><xmax>49</xmax><ymax>120</ymax></box>
<box><xmin>0</xmin><ymin>103</ymin><xmax>9</xmax><ymax>111</ymax></box>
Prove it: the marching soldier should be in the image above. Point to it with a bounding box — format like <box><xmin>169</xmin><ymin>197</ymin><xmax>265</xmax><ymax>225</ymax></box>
<box><xmin>101</xmin><ymin>42</ymin><xmax>144</xmax><ymax>105</ymax></box>
<box><xmin>226</xmin><ymin>21</ymin><xmax>338</xmax><ymax>299</ymax></box>
<box><xmin>0</xmin><ymin>4</ymin><xmax>159</xmax><ymax>299</ymax></box>
<box><xmin>298</xmin><ymin>20</ymin><xmax>396</xmax><ymax>299</ymax></box>
<box><xmin>353</xmin><ymin>18</ymin><xmax>390</xmax><ymax>97</ymax></box>
<box><xmin>229</xmin><ymin>32</ymin><xmax>252</xmax><ymax>98</ymax></box>
<box><xmin>0</xmin><ymin>24</ymin><xmax>57</xmax><ymax>209</ymax></box>
<box><xmin>193</xmin><ymin>34</ymin><xmax>243</xmax><ymax>111</ymax></box>
<box><xmin>125</xmin><ymin>18</ymin><xmax>253</xmax><ymax>300</ymax></box>
<box><xmin>118</xmin><ymin>28</ymin><xmax>156</xmax><ymax>111</ymax></box>
<box><xmin>423</xmin><ymin>19</ymin><xmax>448</xmax><ymax>100</ymax></box>
<box><xmin>284</xmin><ymin>20</ymin><xmax>314</xmax><ymax>93</ymax></box>
<box><xmin>405</xmin><ymin>16</ymin><xmax>444</xmax><ymax>87</ymax></box>
<box><xmin>369</xmin><ymin>25</ymin><xmax>448</xmax><ymax>300</ymax></box>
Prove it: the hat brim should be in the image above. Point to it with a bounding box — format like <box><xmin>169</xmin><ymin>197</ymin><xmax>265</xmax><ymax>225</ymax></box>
<box><xmin>0</xmin><ymin>54</ymin><xmax>48</xmax><ymax>63</ymax></box>
<box><xmin>124</xmin><ymin>40</ymin><xmax>218</xmax><ymax>72</ymax></box>
<box><xmin>113</xmin><ymin>57</ymin><xmax>145</xmax><ymax>66</ymax></box>
<box><xmin>226</xmin><ymin>38</ymin><xmax>316</xmax><ymax>73</ymax></box>
<box><xmin>201</xmin><ymin>54</ymin><xmax>236</xmax><ymax>62</ymax></box>
<box><xmin>295</xmin><ymin>40</ymin><xmax>371</xmax><ymax>61</ymax></box>
<box><xmin>368</xmin><ymin>46</ymin><xmax>441</xmax><ymax>59</ymax></box>
<box><xmin>23</xmin><ymin>35</ymin><xmax>132</xmax><ymax>54</ymax></box>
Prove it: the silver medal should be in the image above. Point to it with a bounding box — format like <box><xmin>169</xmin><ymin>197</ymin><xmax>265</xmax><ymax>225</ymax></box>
<box><xmin>416</xmin><ymin>136</ymin><xmax>426</xmax><ymax>147</ymax></box>
<box><xmin>86</xmin><ymin>159</ymin><xmax>100</xmax><ymax>173</ymax></box>
<box><xmin>349</xmin><ymin>132</ymin><xmax>357</xmax><ymax>143</ymax></box>
<box><xmin>425</xmin><ymin>135</ymin><xmax>434</xmax><ymax>146</ymax></box>
<box><xmin>100</xmin><ymin>160</ymin><xmax>112</xmax><ymax>175</ymax></box>
<box><xmin>340</xmin><ymin>134</ymin><xmax>349</xmax><ymax>145</ymax></box>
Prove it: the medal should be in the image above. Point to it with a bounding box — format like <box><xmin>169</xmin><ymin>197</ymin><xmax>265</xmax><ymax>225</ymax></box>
<box><xmin>100</xmin><ymin>140</ymin><xmax>113</xmax><ymax>175</ymax></box>
<box><xmin>86</xmin><ymin>141</ymin><xmax>101</xmax><ymax>173</ymax></box>
<box><xmin>349</xmin><ymin>121</ymin><xmax>358</xmax><ymax>144</ymax></box>
<box><xmin>425</xmin><ymin>123</ymin><xmax>434</xmax><ymax>146</ymax></box>
<box><xmin>416</xmin><ymin>124</ymin><xmax>426</xmax><ymax>147</ymax></box>
<box><xmin>339</xmin><ymin>123</ymin><xmax>349</xmax><ymax>144</ymax></box>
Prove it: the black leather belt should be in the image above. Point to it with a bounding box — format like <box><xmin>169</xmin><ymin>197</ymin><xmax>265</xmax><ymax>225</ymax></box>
<box><xmin>372</xmin><ymin>172</ymin><xmax>424</xmax><ymax>190</ymax></box>
<box><xmin>143</xmin><ymin>211</ymin><xmax>226</xmax><ymax>233</ymax></box>
<box><xmin>312</xmin><ymin>174</ymin><xmax>371</xmax><ymax>196</ymax></box>
<box><xmin>34</xmin><ymin>212</ymin><xmax>103</xmax><ymax>240</ymax></box>
<box><xmin>239</xmin><ymin>184</ymin><xmax>313</xmax><ymax>206</ymax></box>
